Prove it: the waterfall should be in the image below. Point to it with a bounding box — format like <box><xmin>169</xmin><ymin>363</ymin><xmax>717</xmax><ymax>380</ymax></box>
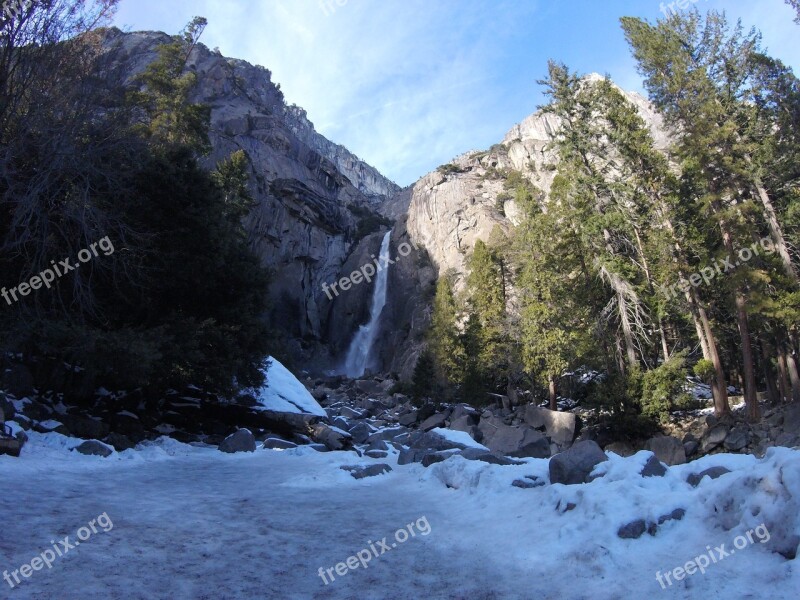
<box><xmin>343</xmin><ymin>230</ymin><xmax>392</xmax><ymax>378</ymax></box>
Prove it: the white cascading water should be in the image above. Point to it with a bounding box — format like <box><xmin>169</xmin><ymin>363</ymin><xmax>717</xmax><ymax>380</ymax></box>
<box><xmin>343</xmin><ymin>230</ymin><xmax>392</xmax><ymax>377</ymax></box>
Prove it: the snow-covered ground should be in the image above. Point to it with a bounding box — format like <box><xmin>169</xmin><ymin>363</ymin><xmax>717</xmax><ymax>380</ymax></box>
<box><xmin>1</xmin><ymin>431</ymin><xmax>798</xmax><ymax>599</ymax></box>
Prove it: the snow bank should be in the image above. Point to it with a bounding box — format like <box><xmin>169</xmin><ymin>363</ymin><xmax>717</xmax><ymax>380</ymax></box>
<box><xmin>254</xmin><ymin>356</ymin><xmax>326</xmax><ymax>416</ymax></box>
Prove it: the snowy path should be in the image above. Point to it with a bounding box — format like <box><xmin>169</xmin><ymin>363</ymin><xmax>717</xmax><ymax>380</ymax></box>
<box><xmin>1</xmin><ymin>436</ymin><xmax>798</xmax><ymax>599</ymax></box>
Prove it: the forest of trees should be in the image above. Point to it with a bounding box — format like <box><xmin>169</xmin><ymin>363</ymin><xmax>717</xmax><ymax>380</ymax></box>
<box><xmin>424</xmin><ymin>9</ymin><xmax>800</xmax><ymax>430</ymax></box>
<box><xmin>0</xmin><ymin>1</ymin><xmax>272</xmax><ymax>397</ymax></box>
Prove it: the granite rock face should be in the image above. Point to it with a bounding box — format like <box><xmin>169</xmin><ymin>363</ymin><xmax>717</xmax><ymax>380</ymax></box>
<box><xmin>102</xmin><ymin>29</ymin><xmax>400</xmax><ymax>371</ymax></box>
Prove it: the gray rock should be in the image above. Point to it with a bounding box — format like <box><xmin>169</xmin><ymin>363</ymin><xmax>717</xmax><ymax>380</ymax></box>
<box><xmin>104</xmin><ymin>432</ymin><xmax>134</xmax><ymax>452</ymax></box>
<box><xmin>419</xmin><ymin>412</ymin><xmax>447</xmax><ymax>432</ymax></box>
<box><xmin>364</xmin><ymin>449</ymin><xmax>388</xmax><ymax>459</ymax></box>
<box><xmin>450</xmin><ymin>404</ymin><xmax>477</xmax><ymax>422</ymax></box>
<box><xmin>524</xmin><ymin>406</ymin><xmax>577</xmax><ymax>445</ymax></box>
<box><xmin>449</xmin><ymin>414</ymin><xmax>481</xmax><ymax>441</ymax></box>
<box><xmin>458</xmin><ymin>447</ymin><xmax>522</xmax><ymax>465</ymax></box>
<box><xmin>61</xmin><ymin>414</ymin><xmax>110</xmax><ymax>440</ymax></box>
<box><xmin>73</xmin><ymin>440</ymin><xmax>113</xmax><ymax>458</ymax></box>
<box><xmin>783</xmin><ymin>404</ymin><xmax>800</xmax><ymax>434</ymax></box>
<box><xmin>657</xmin><ymin>508</ymin><xmax>686</xmax><ymax>525</ymax></box>
<box><xmin>311</xmin><ymin>423</ymin><xmax>352</xmax><ymax>451</ymax></box>
<box><xmin>398</xmin><ymin>412</ymin><xmax>418</xmax><ymax>427</ymax></box>
<box><xmin>687</xmin><ymin>466</ymin><xmax>731</xmax><ymax>487</ymax></box>
<box><xmin>512</xmin><ymin>479</ymin><xmax>541</xmax><ymax>489</ymax></box>
<box><xmin>775</xmin><ymin>432</ymin><xmax>797</xmax><ymax>448</ymax></box>
<box><xmin>263</xmin><ymin>436</ymin><xmax>297</xmax><ymax>450</ymax></box>
<box><xmin>341</xmin><ymin>463</ymin><xmax>392</xmax><ymax>479</ymax></box>
<box><xmin>723</xmin><ymin>426</ymin><xmax>749</xmax><ymax>451</ymax></box>
<box><xmin>549</xmin><ymin>440</ymin><xmax>608</xmax><ymax>485</ymax></box>
<box><xmin>640</xmin><ymin>454</ymin><xmax>667</xmax><ymax>477</ymax></box>
<box><xmin>354</xmin><ymin>379</ymin><xmax>383</xmax><ymax>397</ymax></box>
<box><xmin>617</xmin><ymin>519</ymin><xmax>647</xmax><ymax>539</ymax></box>
<box><xmin>683</xmin><ymin>440</ymin><xmax>699</xmax><ymax>458</ymax></box>
<box><xmin>421</xmin><ymin>451</ymin><xmax>455</xmax><ymax>467</ymax></box>
<box><xmin>644</xmin><ymin>436</ymin><xmax>686</xmax><ymax>465</ymax></box>
<box><xmin>397</xmin><ymin>429</ymin><xmax>471</xmax><ymax>465</ymax></box>
<box><xmin>366</xmin><ymin>426</ymin><xmax>409</xmax><ymax>445</ymax></box>
<box><xmin>604</xmin><ymin>442</ymin><xmax>635</xmax><ymax>457</ymax></box>
<box><xmin>348</xmin><ymin>422</ymin><xmax>372</xmax><ymax>445</ymax></box>
<box><xmin>219</xmin><ymin>429</ymin><xmax>257</xmax><ymax>453</ymax></box>
<box><xmin>479</xmin><ymin>417</ymin><xmax>550</xmax><ymax>458</ymax></box>
<box><xmin>700</xmin><ymin>424</ymin><xmax>729</xmax><ymax>453</ymax></box>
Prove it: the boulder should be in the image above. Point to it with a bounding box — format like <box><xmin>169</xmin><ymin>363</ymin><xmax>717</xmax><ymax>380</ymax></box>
<box><xmin>457</xmin><ymin>448</ymin><xmax>522</xmax><ymax>465</ymax></box>
<box><xmin>73</xmin><ymin>440</ymin><xmax>113</xmax><ymax>458</ymax></box>
<box><xmin>311</xmin><ymin>423</ymin><xmax>352</xmax><ymax>451</ymax></box>
<box><xmin>524</xmin><ymin>406</ymin><xmax>577</xmax><ymax>445</ymax></box>
<box><xmin>617</xmin><ymin>519</ymin><xmax>647</xmax><ymax>539</ymax></box>
<box><xmin>398</xmin><ymin>412</ymin><xmax>418</xmax><ymax>426</ymax></box>
<box><xmin>219</xmin><ymin>429</ymin><xmax>257</xmax><ymax>453</ymax></box>
<box><xmin>341</xmin><ymin>463</ymin><xmax>392</xmax><ymax>479</ymax></box>
<box><xmin>683</xmin><ymin>441</ymin><xmax>699</xmax><ymax>458</ymax></box>
<box><xmin>104</xmin><ymin>432</ymin><xmax>135</xmax><ymax>452</ymax></box>
<box><xmin>604</xmin><ymin>442</ymin><xmax>635</xmax><ymax>457</ymax></box>
<box><xmin>419</xmin><ymin>412</ymin><xmax>447</xmax><ymax>432</ymax></box>
<box><xmin>263</xmin><ymin>436</ymin><xmax>297</xmax><ymax>450</ymax></box>
<box><xmin>347</xmin><ymin>422</ymin><xmax>372</xmax><ymax>445</ymax></box>
<box><xmin>640</xmin><ymin>454</ymin><xmax>667</xmax><ymax>477</ymax></box>
<box><xmin>0</xmin><ymin>435</ymin><xmax>23</xmax><ymax>457</ymax></box>
<box><xmin>644</xmin><ymin>436</ymin><xmax>686</xmax><ymax>465</ymax></box>
<box><xmin>60</xmin><ymin>414</ymin><xmax>110</xmax><ymax>440</ymax></box>
<box><xmin>397</xmin><ymin>429</ymin><xmax>469</xmax><ymax>465</ymax></box>
<box><xmin>723</xmin><ymin>426</ymin><xmax>749</xmax><ymax>451</ymax></box>
<box><xmin>700</xmin><ymin>424</ymin><xmax>729</xmax><ymax>453</ymax></box>
<box><xmin>548</xmin><ymin>440</ymin><xmax>608</xmax><ymax>485</ymax></box>
<box><xmin>449</xmin><ymin>414</ymin><xmax>480</xmax><ymax>440</ymax></box>
<box><xmin>686</xmin><ymin>466</ymin><xmax>731</xmax><ymax>487</ymax></box>
<box><xmin>479</xmin><ymin>417</ymin><xmax>550</xmax><ymax>458</ymax></box>
<box><xmin>783</xmin><ymin>404</ymin><xmax>800</xmax><ymax>434</ymax></box>
<box><xmin>354</xmin><ymin>379</ymin><xmax>383</xmax><ymax>397</ymax></box>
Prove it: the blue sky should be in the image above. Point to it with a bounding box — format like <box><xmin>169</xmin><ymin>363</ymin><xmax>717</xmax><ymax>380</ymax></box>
<box><xmin>113</xmin><ymin>0</ymin><xmax>800</xmax><ymax>186</ymax></box>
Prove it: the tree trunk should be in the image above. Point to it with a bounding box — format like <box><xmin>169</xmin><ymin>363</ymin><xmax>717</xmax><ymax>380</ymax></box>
<box><xmin>734</xmin><ymin>291</ymin><xmax>760</xmax><ymax>420</ymax></box>
<box><xmin>696</xmin><ymin>300</ymin><xmax>731</xmax><ymax>416</ymax></box>
<box><xmin>759</xmin><ymin>337</ymin><xmax>780</xmax><ymax>405</ymax></box>
<box><xmin>715</xmin><ymin>206</ymin><xmax>760</xmax><ymax>421</ymax></box>
<box><xmin>548</xmin><ymin>375</ymin><xmax>557</xmax><ymax>411</ymax></box>
<box><xmin>751</xmin><ymin>178</ymin><xmax>799</xmax><ymax>284</ymax></box>
<box><xmin>777</xmin><ymin>345</ymin><xmax>791</xmax><ymax>402</ymax></box>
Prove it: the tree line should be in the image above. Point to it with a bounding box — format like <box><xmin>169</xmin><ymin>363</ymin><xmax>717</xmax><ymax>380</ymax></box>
<box><xmin>421</xmin><ymin>8</ymin><xmax>799</xmax><ymax>430</ymax></box>
<box><xmin>0</xmin><ymin>2</ymin><xmax>272</xmax><ymax>398</ymax></box>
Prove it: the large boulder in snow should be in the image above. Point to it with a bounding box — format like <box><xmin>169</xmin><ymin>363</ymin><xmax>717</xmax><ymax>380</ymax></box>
<box><xmin>397</xmin><ymin>429</ymin><xmax>477</xmax><ymax>465</ymax></box>
<box><xmin>524</xmin><ymin>406</ymin><xmax>577</xmax><ymax>446</ymax></box>
<box><xmin>311</xmin><ymin>423</ymin><xmax>352</xmax><ymax>451</ymax></box>
<box><xmin>479</xmin><ymin>417</ymin><xmax>550</xmax><ymax>458</ymax></box>
<box><xmin>73</xmin><ymin>440</ymin><xmax>113</xmax><ymax>458</ymax></box>
<box><xmin>644</xmin><ymin>436</ymin><xmax>686</xmax><ymax>465</ymax></box>
<box><xmin>219</xmin><ymin>429</ymin><xmax>256</xmax><ymax>453</ymax></box>
<box><xmin>255</xmin><ymin>357</ymin><xmax>326</xmax><ymax>418</ymax></box>
<box><xmin>549</xmin><ymin>440</ymin><xmax>608</xmax><ymax>485</ymax></box>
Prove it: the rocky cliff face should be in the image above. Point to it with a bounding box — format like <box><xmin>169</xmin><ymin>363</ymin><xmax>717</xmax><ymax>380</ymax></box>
<box><xmin>382</xmin><ymin>76</ymin><xmax>670</xmax><ymax>377</ymax></box>
<box><xmin>405</xmin><ymin>75</ymin><xmax>668</xmax><ymax>285</ymax></box>
<box><xmin>103</xmin><ymin>29</ymin><xmax>399</xmax><ymax>370</ymax></box>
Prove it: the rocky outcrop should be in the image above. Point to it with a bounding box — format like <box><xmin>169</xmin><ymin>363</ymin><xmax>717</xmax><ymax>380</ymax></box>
<box><xmin>403</xmin><ymin>75</ymin><xmax>669</xmax><ymax>289</ymax></box>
